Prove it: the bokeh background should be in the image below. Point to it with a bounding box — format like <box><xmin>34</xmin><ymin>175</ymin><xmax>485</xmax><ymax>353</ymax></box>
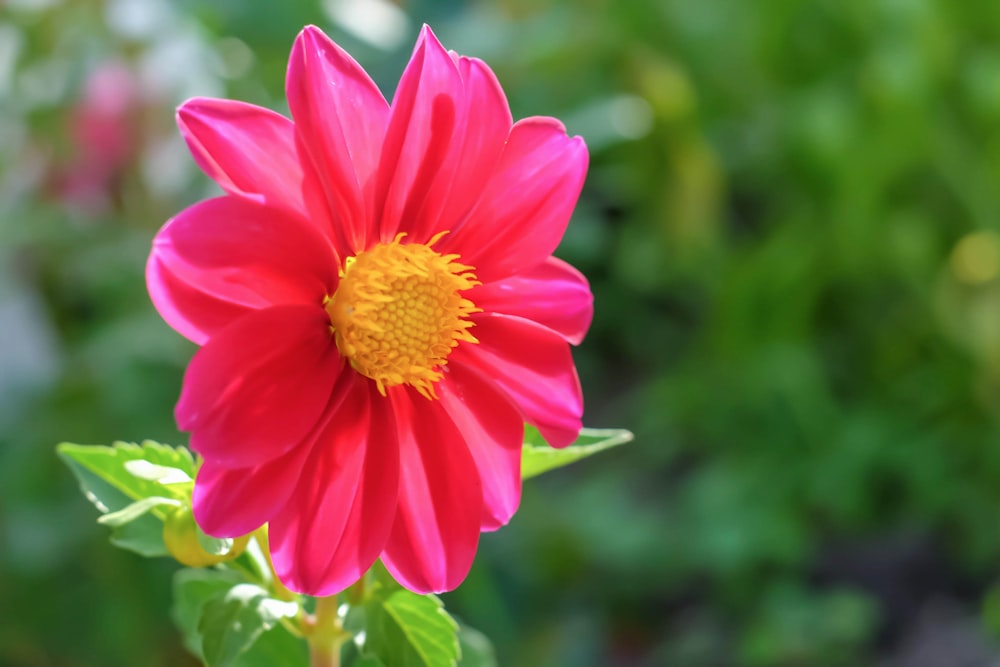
<box><xmin>5</xmin><ymin>0</ymin><xmax>1000</xmax><ymax>664</ymax></box>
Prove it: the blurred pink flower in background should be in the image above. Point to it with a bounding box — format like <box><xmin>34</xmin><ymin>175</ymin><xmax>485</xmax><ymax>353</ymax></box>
<box><xmin>49</xmin><ymin>60</ymin><xmax>141</xmax><ymax>214</ymax></box>
<box><xmin>147</xmin><ymin>25</ymin><xmax>591</xmax><ymax>595</ymax></box>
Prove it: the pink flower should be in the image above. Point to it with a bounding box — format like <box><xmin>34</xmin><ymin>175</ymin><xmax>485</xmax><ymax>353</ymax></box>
<box><xmin>147</xmin><ymin>25</ymin><xmax>591</xmax><ymax>595</ymax></box>
<box><xmin>50</xmin><ymin>60</ymin><xmax>141</xmax><ymax>214</ymax></box>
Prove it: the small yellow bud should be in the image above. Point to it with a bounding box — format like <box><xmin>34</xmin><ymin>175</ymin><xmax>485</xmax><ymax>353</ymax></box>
<box><xmin>162</xmin><ymin>505</ymin><xmax>249</xmax><ymax>568</ymax></box>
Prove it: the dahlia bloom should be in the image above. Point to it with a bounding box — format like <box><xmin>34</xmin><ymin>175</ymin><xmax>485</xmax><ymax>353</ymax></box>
<box><xmin>147</xmin><ymin>24</ymin><xmax>591</xmax><ymax>595</ymax></box>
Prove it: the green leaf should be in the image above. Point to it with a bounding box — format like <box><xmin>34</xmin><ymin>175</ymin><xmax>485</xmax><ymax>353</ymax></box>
<box><xmin>95</xmin><ymin>496</ymin><xmax>180</xmax><ymax>557</ymax></box>
<box><xmin>341</xmin><ymin>637</ymin><xmax>388</xmax><ymax>667</ymax></box>
<box><xmin>57</xmin><ymin>440</ymin><xmax>196</xmax><ymax>516</ymax></box>
<box><xmin>172</xmin><ymin>569</ymin><xmax>307</xmax><ymax>667</ymax></box>
<box><xmin>108</xmin><ymin>509</ymin><xmax>171</xmax><ymax>557</ymax></box>
<box><xmin>123</xmin><ymin>459</ymin><xmax>193</xmax><ymax>484</ymax></box>
<box><xmin>198</xmin><ymin>583</ymin><xmax>299</xmax><ymax>667</ymax></box>
<box><xmin>521</xmin><ymin>426</ymin><xmax>633</xmax><ymax>479</ymax></box>
<box><xmin>456</xmin><ymin>625</ymin><xmax>497</xmax><ymax>667</ymax></box>
<box><xmin>233</xmin><ymin>622</ymin><xmax>308</xmax><ymax>667</ymax></box>
<box><xmin>173</xmin><ymin>568</ymin><xmax>246</xmax><ymax>658</ymax></box>
<box><xmin>97</xmin><ymin>496</ymin><xmax>180</xmax><ymax>526</ymax></box>
<box><xmin>363</xmin><ymin>589</ymin><xmax>461</xmax><ymax>667</ymax></box>
<box><xmin>369</xmin><ymin>559</ymin><xmax>404</xmax><ymax>593</ymax></box>
<box><xmin>58</xmin><ymin>441</ymin><xmax>197</xmax><ymax>557</ymax></box>
<box><xmin>236</xmin><ymin>532</ymin><xmax>274</xmax><ymax>584</ymax></box>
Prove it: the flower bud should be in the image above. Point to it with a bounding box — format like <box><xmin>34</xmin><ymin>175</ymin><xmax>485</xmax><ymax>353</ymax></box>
<box><xmin>162</xmin><ymin>505</ymin><xmax>249</xmax><ymax>568</ymax></box>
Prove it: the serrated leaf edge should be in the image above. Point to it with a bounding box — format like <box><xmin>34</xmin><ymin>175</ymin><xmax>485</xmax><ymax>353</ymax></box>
<box><xmin>382</xmin><ymin>593</ymin><xmax>460</xmax><ymax>667</ymax></box>
<box><xmin>57</xmin><ymin>441</ymin><xmax>197</xmax><ymax>516</ymax></box>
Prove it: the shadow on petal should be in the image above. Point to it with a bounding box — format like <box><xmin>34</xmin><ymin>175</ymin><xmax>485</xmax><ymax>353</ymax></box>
<box><xmin>270</xmin><ymin>376</ymin><xmax>400</xmax><ymax>596</ymax></box>
<box><xmin>381</xmin><ymin>385</ymin><xmax>483</xmax><ymax>593</ymax></box>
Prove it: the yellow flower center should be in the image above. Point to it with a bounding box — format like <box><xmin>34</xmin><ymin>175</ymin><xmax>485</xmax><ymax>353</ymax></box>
<box><xmin>325</xmin><ymin>233</ymin><xmax>480</xmax><ymax>399</ymax></box>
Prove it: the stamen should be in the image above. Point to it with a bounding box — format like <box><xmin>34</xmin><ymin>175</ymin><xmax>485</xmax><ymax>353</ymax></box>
<box><xmin>325</xmin><ymin>235</ymin><xmax>479</xmax><ymax>399</ymax></box>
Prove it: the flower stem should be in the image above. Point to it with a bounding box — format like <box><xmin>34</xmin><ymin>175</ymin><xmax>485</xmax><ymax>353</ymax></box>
<box><xmin>308</xmin><ymin>596</ymin><xmax>347</xmax><ymax>667</ymax></box>
<box><xmin>346</xmin><ymin>573</ymin><xmax>366</xmax><ymax>606</ymax></box>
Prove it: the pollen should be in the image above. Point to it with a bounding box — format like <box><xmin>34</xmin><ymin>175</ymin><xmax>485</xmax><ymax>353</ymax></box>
<box><xmin>325</xmin><ymin>233</ymin><xmax>480</xmax><ymax>399</ymax></box>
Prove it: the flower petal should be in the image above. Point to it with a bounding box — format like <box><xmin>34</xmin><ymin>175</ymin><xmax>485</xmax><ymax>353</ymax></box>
<box><xmin>438</xmin><ymin>362</ymin><xmax>524</xmax><ymax>531</ymax></box>
<box><xmin>376</xmin><ymin>26</ymin><xmax>512</xmax><ymax>244</ymax></box>
<box><xmin>269</xmin><ymin>376</ymin><xmax>400</xmax><ymax>596</ymax></box>
<box><xmin>381</xmin><ymin>386</ymin><xmax>482</xmax><ymax>593</ymax></box>
<box><xmin>192</xmin><ymin>442</ymin><xmax>312</xmax><ymax>538</ymax></box>
<box><xmin>374</xmin><ymin>25</ymin><xmax>463</xmax><ymax>243</ymax></box>
<box><xmin>176</xmin><ymin>305</ymin><xmax>341</xmax><ymax>468</ymax></box>
<box><xmin>147</xmin><ymin>253</ymin><xmax>251</xmax><ymax>345</ymax></box>
<box><xmin>147</xmin><ymin>196</ymin><xmax>337</xmax><ymax>344</ymax></box>
<box><xmin>456</xmin><ymin>313</ymin><xmax>583</xmax><ymax>448</ymax></box>
<box><xmin>471</xmin><ymin>256</ymin><xmax>593</xmax><ymax>345</ymax></box>
<box><xmin>443</xmin><ymin>117</ymin><xmax>588</xmax><ymax>282</ymax></box>
<box><xmin>429</xmin><ymin>55</ymin><xmax>512</xmax><ymax>237</ymax></box>
<box><xmin>176</xmin><ymin>97</ymin><xmax>326</xmax><ymax>224</ymax></box>
<box><xmin>287</xmin><ymin>25</ymin><xmax>389</xmax><ymax>255</ymax></box>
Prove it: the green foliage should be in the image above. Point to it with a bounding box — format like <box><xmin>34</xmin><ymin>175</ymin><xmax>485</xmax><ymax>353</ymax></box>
<box><xmin>60</xmin><ymin>440</ymin><xmax>567</xmax><ymax>667</ymax></box>
<box><xmin>174</xmin><ymin>569</ymin><xmax>247</xmax><ymax>657</ymax></box>
<box><xmin>98</xmin><ymin>496</ymin><xmax>181</xmax><ymax>527</ymax></box>
<box><xmin>57</xmin><ymin>441</ymin><xmax>195</xmax><ymax>512</ymax></box>
<box><xmin>363</xmin><ymin>591</ymin><xmax>460</xmax><ymax>667</ymax></box>
<box><xmin>456</xmin><ymin>625</ymin><xmax>498</xmax><ymax>667</ymax></box>
<box><xmin>347</xmin><ymin>657</ymin><xmax>388</xmax><ymax>667</ymax></box>
<box><xmin>105</xmin><ymin>508</ymin><xmax>171</xmax><ymax>557</ymax></box>
<box><xmin>198</xmin><ymin>584</ymin><xmax>299</xmax><ymax>667</ymax></box>
<box><xmin>739</xmin><ymin>584</ymin><xmax>879</xmax><ymax>666</ymax></box>
<box><xmin>173</xmin><ymin>569</ymin><xmax>307</xmax><ymax>667</ymax></box>
<box><xmin>522</xmin><ymin>426</ymin><xmax>633</xmax><ymax>479</ymax></box>
<box><xmin>96</xmin><ymin>495</ymin><xmax>182</xmax><ymax>558</ymax></box>
<box><xmin>983</xmin><ymin>584</ymin><xmax>1000</xmax><ymax>638</ymax></box>
<box><xmin>341</xmin><ymin>563</ymin><xmax>462</xmax><ymax>667</ymax></box>
<box><xmin>57</xmin><ymin>441</ymin><xmax>195</xmax><ymax>556</ymax></box>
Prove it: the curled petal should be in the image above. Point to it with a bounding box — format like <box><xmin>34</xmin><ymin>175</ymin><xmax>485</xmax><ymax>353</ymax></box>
<box><xmin>471</xmin><ymin>256</ymin><xmax>593</xmax><ymax>345</ymax></box>
<box><xmin>176</xmin><ymin>98</ymin><xmax>327</xmax><ymax>226</ymax></box>
<box><xmin>287</xmin><ymin>25</ymin><xmax>389</xmax><ymax>255</ymax></box>
<box><xmin>429</xmin><ymin>55</ymin><xmax>512</xmax><ymax>237</ymax></box>
<box><xmin>381</xmin><ymin>387</ymin><xmax>482</xmax><ymax>593</ymax></box>
<box><xmin>270</xmin><ymin>376</ymin><xmax>400</xmax><ymax>596</ymax></box>
<box><xmin>176</xmin><ymin>306</ymin><xmax>341</xmax><ymax>468</ymax></box>
<box><xmin>193</xmin><ymin>442</ymin><xmax>312</xmax><ymax>538</ymax></box>
<box><xmin>375</xmin><ymin>25</ymin><xmax>463</xmax><ymax>243</ymax></box>
<box><xmin>444</xmin><ymin>117</ymin><xmax>588</xmax><ymax>282</ymax></box>
<box><xmin>377</xmin><ymin>25</ymin><xmax>512</xmax><ymax>244</ymax></box>
<box><xmin>147</xmin><ymin>196</ymin><xmax>338</xmax><ymax>344</ymax></box>
<box><xmin>457</xmin><ymin>313</ymin><xmax>583</xmax><ymax>448</ymax></box>
<box><xmin>439</xmin><ymin>363</ymin><xmax>524</xmax><ymax>531</ymax></box>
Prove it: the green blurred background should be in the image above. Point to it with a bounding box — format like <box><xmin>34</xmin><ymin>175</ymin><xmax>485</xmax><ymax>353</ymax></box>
<box><xmin>5</xmin><ymin>0</ymin><xmax>1000</xmax><ymax>664</ymax></box>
